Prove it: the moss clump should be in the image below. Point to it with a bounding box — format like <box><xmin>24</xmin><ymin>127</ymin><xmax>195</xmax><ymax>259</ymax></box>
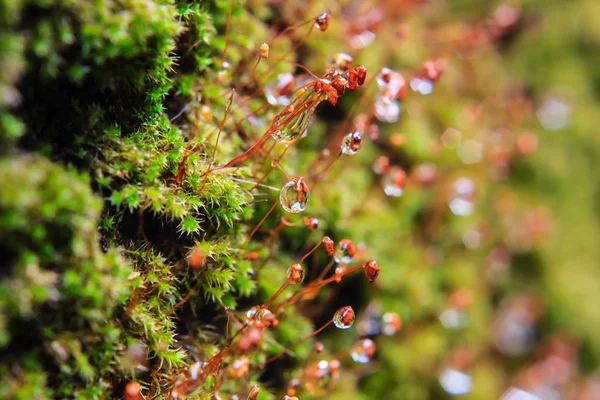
<box><xmin>0</xmin><ymin>155</ymin><xmax>132</xmax><ymax>398</ymax></box>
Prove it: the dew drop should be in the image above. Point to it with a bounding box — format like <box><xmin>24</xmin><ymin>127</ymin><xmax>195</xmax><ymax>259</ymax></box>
<box><xmin>334</xmin><ymin>239</ymin><xmax>355</xmax><ymax>264</ymax></box>
<box><xmin>254</xmin><ymin>308</ymin><xmax>275</xmax><ymax>328</ymax></box>
<box><xmin>280</xmin><ymin>177</ymin><xmax>310</xmax><ymax>213</ymax></box>
<box><xmin>271</xmin><ymin>88</ymin><xmax>322</xmax><ymax>143</ymax></box>
<box><xmin>264</xmin><ymin>73</ymin><xmax>294</xmax><ymax>106</ymax></box>
<box><xmin>286</xmin><ymin>263</ymin><xmax>305</xmax><ymax>284</ymax></box>
<box><xmin>439</xmin><ymin>369</ymin><xmax>472</xmax><ymax>396</ymax></box>
<box><xmin>382</xmin><ymin>166</ymin><xmax>406</xmax><ymax>197</ymax></box>
<box><xmin>381</xmin><ymin>312</ymin><xmax>402</xmax><ymax>336</ymax></box>
<box><xmin>333</xmin><ymin>306</ymin><xmax>355</xmax><ymax>329</ymax></box>
<box><xmin>374</xmin><ymin>97</ymin><xmax>400</xmax><ymax>123</ymax></box>
<box><xmin>410</xmin><ymin>77</ymin><xmax>433</xmax><ymax>95</ymax></box>
<box><xmin>449</xmin><ymin>177</ymin><xmax>475</xmax><ymax>216</ymax></box>
<box><xmin>341</xmin><ymin>131</ymin><xmax>362</xmax><ymax>155</ymax></box>
<box><xmin>351</xmin><ymin>338</ymin><xmax>376</xmax><ymax>364</ymax></box>
<box><xmin>315</xmin><ymin>12</ymin><xmax>331</xmax><ymax>31</ymax></box>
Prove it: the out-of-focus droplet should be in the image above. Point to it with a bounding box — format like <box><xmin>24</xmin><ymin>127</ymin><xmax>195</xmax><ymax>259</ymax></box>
<box><xmin>381</xmin><ymin>312</ymin><xmax>402</xmax><ymax>335</ymax></box>
<box><xmin>199</xmin><ymin>105</ymin><xmax>212</xmax><ymax>123</ymax></box>
<box><xmin>331</xmin><ymin>52</ymin><xmax>353</xmax><ymax>72</ymax></box>
<box><xmin>457</xmin><ymin>139</ymin><xmax>483</xmax><ymax>164</ymax></box>
<box><xmin>351</xmin><ymin>338</ymin><xmax>376</xmax><ymax>364</ymax></box>
<box><xmin>372</xmin><ymin>156</ymin><xmax>391</xmax><ymax>175</ymax></box>
<box><xmin>536</xmin><ymin>98</ymin><xmax>571</xmax><ymax>131</ymax></box>
<box><xmin>334</xmin><ymin>239</ymin><xmax>355</xmax><ymax>264</ymax></box>
<box><xmin>341</xmin><ymin>131</ymin><xmax>362</xmax><ymax>155</ymax></box>
<box><xmin>315</xmin><ymin>12</ymin><xmax>331</xmax><ymax>31</ymax></box>
<box><xmin>280</xmin><ymin>177</ymin><xmax>310</xmax><ymax>213</ymax></box>
<box><xmin>439</xmin><ymin>308</ymin><xmax>468</xmax><ymax>329</ymax></box>
<box><xmin>265</xmin><ymin>73</ymin><xmax>295</xmax><ymax>106</ymax></box>
<box><xmin>382</xmin><ymin>166</ymin><xmax>406</xmax><ymax>197</ymax></box>
<box><xmin>333</xmin><ymin>306</ymin><xmax>355</xmax><ymax>329</ymax></box>
<box><xmin>439</xmin><ymin>369</ymin><xmax>472</xmax><ymax>396</ymax></box>
<box><xmin>286</xmin><ymin>263</ymin><xmax>305</xmax><ymax>284</ymax></box>
<box><xmin>350</xmin><ymin>30</ymin><xmax>376</xmax><ymax>49</ymax></box>
<box><xmin>500</xmin><ymin>387</ymin><xmax>540</xmax><ymax>400</ymax></box>
<box><xmin>226</xmin><ymin>356</ymin><xmax>250</xmax><ymax>379</ymax></box>
<box><xmin>304</xmin><ymin>217</ymin><xmax>319</xmax><ymax>230</ymax></box>
<box><xmin>410</xmin><ymin>77</ymin><xmax>433</xmax><ymax>95</ymax></box>
<box><xmin>441</xmin><ymin>127</ymin><xmax>462</xmax><ymax>148</ymax></box>
<box><xmin>374</xmin><ymin>97</ymin><xmax>400</xmax><ymax>123</ymax></box>
<box><xmin>217</xmin><ymin>61</ymin><xmax>231</xmax><ymax>83</ymax></box>
<box><xmin>449</xmin><ymin>177</ymin><xmax>475</xmax><ymax>216</ymax></box>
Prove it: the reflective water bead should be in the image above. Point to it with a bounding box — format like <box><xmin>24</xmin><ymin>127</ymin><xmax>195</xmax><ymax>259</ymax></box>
<box><xmin>382</xmin><ymin>167</ymin><xmax>407</xmax><ymax>197</ymax></box>
<box><xmin>217</xmin><ymin>61</ymin><xmax>231</xmax><ymax>83</ymax></box>
<box><xmin>341</xmin><ymin>132</ymin><xmax>362</xmax><ymax>155</ymax></box>
<box><xmin>315</xmin><ymin>12</ymin><xmax>330</xmax><ymax>31</ymax></box>
<box><xmin>439</xmin><ymin>369</ymin><xmax>472</xmax><ymax>396</ymax></box>
<box><xmin>264</xmin><ymin>73</ymin><xmax>295</xmax><ymax>106</ymax></box>
<box><xmin>286</xmin><ymin>263</ymin><xmax>305</xmax><ymax>284</ymax></box>
<box><xmin>374</xmin><ymin>97</ymin><xmax>400</xmax><ymax>123</ymax></box>
<box><xmin>410</xmin><ymin>77</ymin><xmax>433</xmax><ymax>95</ymax></box>
<box><xmin>280</xmin><ymin>177</ymin><xmax>310</xmax><ymax>213</ymax></box>
<box><xmin>254</xmin><ymin>308</ymin><xmax>275</xmax><ymax>328</ymax></box>
<box><xmin>226</xmin><ymin>356</ymin><xmax>249</xmax><ymax>378</ymax></box>
<box><xmin>334</xmin><ymin>266</ymin><xmax>344</xmax><ymax>283</ymax></box>
<box><xmin>381</xmin><ymin>312</ymin><xmax>402</xmax><ymax>336</ymax></box>
<box><xmin>334</xmin><ymin>239</ymin><xmax>356</xmax><ymax>264</ymax></box>
<box><xmin>333</xmin><ymin>306</ymin><xmax>355</xmax><ymax>329</ymax></box>
<box><xmin>271</xmin><ymin>89</ymin><xmax>323</xmax><ymax>143</ymax></box>
<box><xmin>304</xmin><ymin>217</ymin><xmax>319</xmax><ymax>230</ymax></box>
<box><xmin>351</xmin><ymin>338</ymin><xmax>376</xmax><ymax>364</ymax></box>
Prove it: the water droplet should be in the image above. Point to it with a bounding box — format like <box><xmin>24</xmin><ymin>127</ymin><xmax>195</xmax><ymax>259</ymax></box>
<box><xmin>382</xmin><ymin>167</ymin><xmax>406</xmax><ymax>197</ymax></box>
<box><xmin>341</xmin><ymin>132</ymin><xmax>362</xmax><ymax>155</ymax></box>
<box><xmin>334</xmin><ymin>239</ymin><xmax>355</xmax><ymax>264</ymax></box>
<box><xmin>374</xmin><ymin>97</ymin><xmax>400</xmax><ymax>123</ymax></box>
<box><xmin>333</xmin><ymin>306</ymin><xmax>355</xmax><ymax>329</ymax></box>
<box><xmin>315</xmin><ymin>12</ymin><xmax>330</xmax><ymax>31</ymax></box>
<box><xmin>226</xmin><ymin>356</ymin><xmax>250</xmax><ymax>378</ymax></box>
<box><xmin>381</xmin><ymin>312</ymin><xmax>402</xmax><ymax>336</ymax></box>
<box><xmin>351</xmin><ymin>338</ymin><xmax>376</xmax><ymax>364</ymax></box>
<box><xmin>272</xmin><ymin>88</ymin><xmax>323</xmax><ymax>143</ymax></box>
<box><xmin>439</xmin><ymin>369</ymin><xmax>472</xmax><ymax>395</ymax></box>
<box><xmin>254</xmin><ymin>308</ymin><xmax>275</xmax><ymax>328</ymax></box>
<box><xmin>330</xmin><ymin>53</ymin><xmax>353</xmax><ymax>72</ymax></box>
<box><xmin>286</xmin><ymin>264</ymin><xmax>305</xmax><ymax>284</ymax></box>
<box><xmin>280</xmin><ymin>177</ymin><xmax>310</xmax><ymax>213</ymax></box>
<box><xmin>264</xmin><ymin>73</ymin><xmax>295</xmax><ymax>106</ymax></box>
<box><xmin>449</xmin><ymin>178</ymin><xmax>475</xmax><ymax>216</ymax></box>
<box><xmin>536</xmin><ymin>98</ymin><xmax>571</xmax><ymax>131</ymax></box>
<box><xmin>217</xmin><ymin>61</ymin><xmax>231</xmax><ymax>83</ymax></box>
<box><xmin>304</xmin><ymin>217</ymin><xmax>319</xmax><ymax>230</ymax></box>
<box><xmin>410</xmin><ymin>77</ymin><xmax>433</xmax><ymax>95</ymax></box>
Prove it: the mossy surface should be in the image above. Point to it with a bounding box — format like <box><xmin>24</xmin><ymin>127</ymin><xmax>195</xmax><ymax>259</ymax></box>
<box><xmin>2</xmin><ymin>0</ymin><xmax>600</xmax><ymax>399</ymax></box>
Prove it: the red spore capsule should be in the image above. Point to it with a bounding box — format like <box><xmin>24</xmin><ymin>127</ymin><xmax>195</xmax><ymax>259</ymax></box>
<box><xmin>286</xmin><ymin>264</ymin><xmax>305</xmax><ymax>284</ymax></box>
<box><xmin>322</xmin><ymin>236</ymin><xmax>334</xmax><ymax>257</ymax></box>
<box><xmin>363</xmin><ymin>260</ymin><xmax>380</xmax><ymax>283</ymax></box>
